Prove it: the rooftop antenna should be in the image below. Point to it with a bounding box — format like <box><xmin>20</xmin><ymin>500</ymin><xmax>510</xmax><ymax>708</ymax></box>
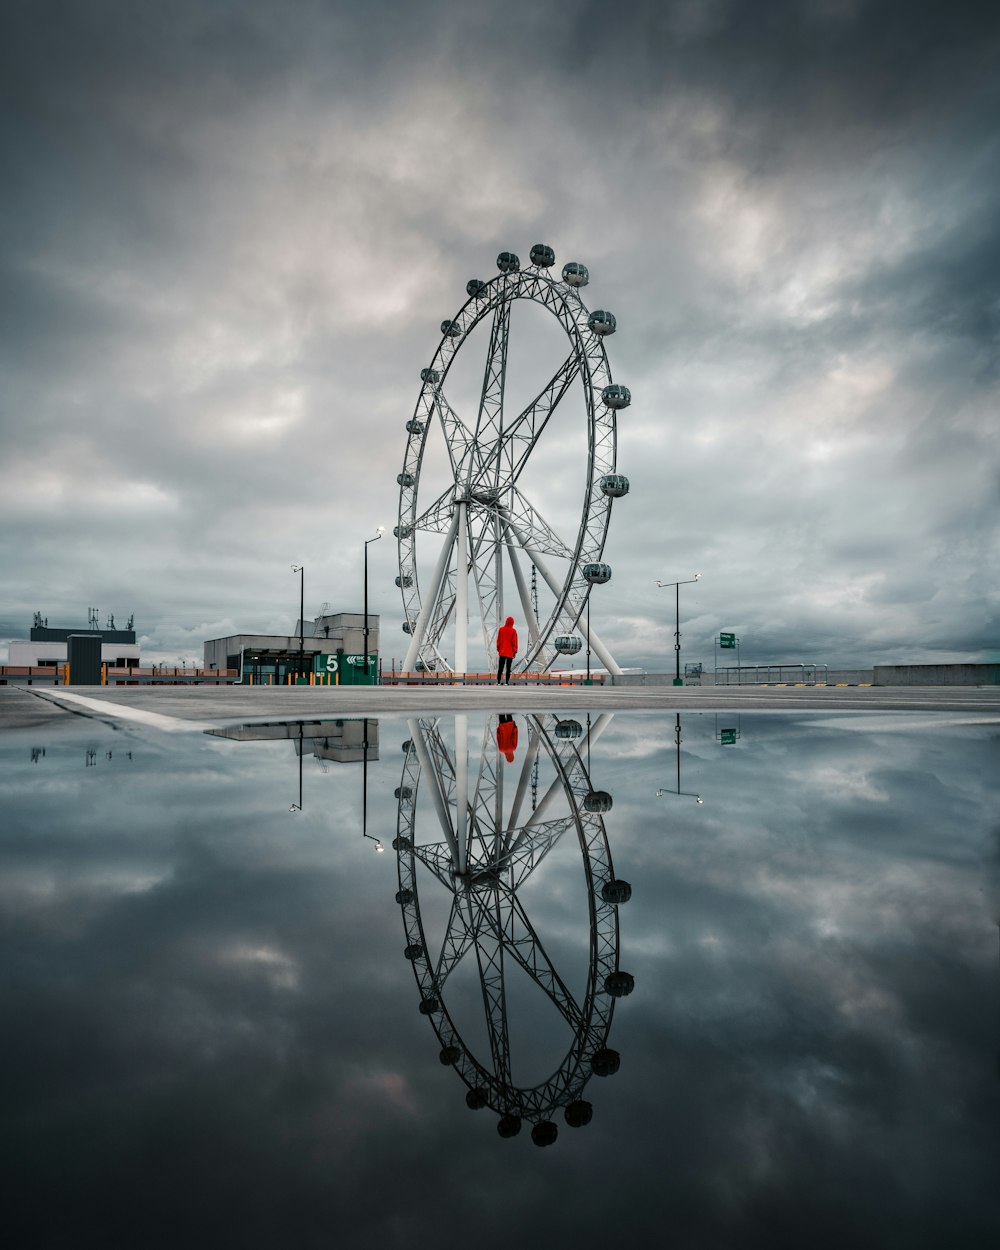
<box><xmin>126</xmin><ymin>613</ymin><xmax>134</xmax><ymax>630</ymax></box>
<box><xmin>32</xmin><ymin>611</ymin><xmax>43</xmax><ymax>628</ymax></box>
<box><xmin>88</xmin><ymin>607</ymin><xmax>99</xmax><ymax>629</ymax></box>
<box><xmin>106</xmin><ymin>612</ymin><xmax>115</xmax><ymax>630</ymax></box>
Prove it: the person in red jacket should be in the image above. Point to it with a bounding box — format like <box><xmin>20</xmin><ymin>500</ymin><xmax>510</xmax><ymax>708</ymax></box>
<box><xmin>496</xmin><ymin>714</ymin><xmax>518</xmax><ymax>762</ymax></box>
<box><xmin>496</xmin><ymin>615</ymin><xmax>518</xmax><ymax>685</ymax></box>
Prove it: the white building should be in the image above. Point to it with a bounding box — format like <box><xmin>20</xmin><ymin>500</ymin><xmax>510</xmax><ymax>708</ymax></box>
<box><xmin>7</xmin><ymin>615</ymin><xmax>140</xmax><ymax>669</ymax></box>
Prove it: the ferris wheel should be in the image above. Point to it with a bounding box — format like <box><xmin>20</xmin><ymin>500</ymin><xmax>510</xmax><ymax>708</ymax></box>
<box><xmin>397</xmin><ymin>245</ymin><xmax>632</xmax><ymax>675</ymax></box>
<box><xmin>393</xmin><ymin>712</ymin><xmax>634</xmax><ymax>1144</ymax></box>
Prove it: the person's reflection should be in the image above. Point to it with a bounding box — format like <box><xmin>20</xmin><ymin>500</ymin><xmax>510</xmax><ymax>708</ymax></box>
<box><xmin>496</xmin><ymin>713</ymin><xmax>518</xmax><ymax>762</ymax></box>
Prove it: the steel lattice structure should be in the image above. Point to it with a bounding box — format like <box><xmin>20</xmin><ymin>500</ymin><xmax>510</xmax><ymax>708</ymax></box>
<box><xmin>393</xmin><ymin>712</ymin><xmax>633</xmax><ymax>1143</ymax></box>
<box><xmin>397</xmin><ymin>246</ymin><xmax>631</xmax><ymax>675</ymax></box>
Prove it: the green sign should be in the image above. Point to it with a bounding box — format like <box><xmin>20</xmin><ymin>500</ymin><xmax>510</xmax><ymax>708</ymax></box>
<box><xmin>719</xmin><ymin>632</ymin><xmax>736</xmax><ymax>649</ymax></box>
<box><xmin>315</xmin><ymin>651</ymin><xmax>378</xmax><ymax>685</ymax></box>
<box><xmin>720</xmin><ymin>728</ymin><xmax>738</xmax><ymax>745</ymax></box>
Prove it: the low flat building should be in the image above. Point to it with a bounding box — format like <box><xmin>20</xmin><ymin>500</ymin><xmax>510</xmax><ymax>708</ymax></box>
<box><xmin>203</xmin><ymin>612</ymin><xmax>380</xmax><ymax>685</ymax></box>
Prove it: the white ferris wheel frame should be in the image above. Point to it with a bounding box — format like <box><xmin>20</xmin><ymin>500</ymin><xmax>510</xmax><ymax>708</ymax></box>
<box><xmin>396</xmin><ymin>250</ymin><xmax>627</xmax><ymax>675</ymax></box>
<box><xmin>394</xmin><ymin>711</ymin><xmax>625</xmax><ymax>1128</ymax></box>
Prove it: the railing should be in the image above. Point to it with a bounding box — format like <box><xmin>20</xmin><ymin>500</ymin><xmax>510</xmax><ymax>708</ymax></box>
<box><xmin>381</xmin><ymin>670</ymin><xmax>606</xmax><ymax>686</ymax></box>
<box><xmin>716</xmin><ymin>663</ymin><xmax>830</xmax><ymax>686</ymax></box>
<box><xmin>106</xmin><ymin>668</ymin><xmax>239</xmax><ymax>683</ymax></box>
<box><xmin>1</xmin><ymin>665</ymin><xmax>603</xmax><ymax>688</ymax></box>
<box><xmin>0</xmin><ymin>666</ymin><xmax>239</xmax><ymax>685</ymax></box>
<box><xmin>0</xmin><ymin>665</ymin><xmax>64</xmax><ymax>684</ymax></box>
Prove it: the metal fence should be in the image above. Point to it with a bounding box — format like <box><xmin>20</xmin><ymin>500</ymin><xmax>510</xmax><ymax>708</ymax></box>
<box><xmin>715</xmin><ymin>663</ymin><xmax>830</xmax><ymax>686</ymax></box>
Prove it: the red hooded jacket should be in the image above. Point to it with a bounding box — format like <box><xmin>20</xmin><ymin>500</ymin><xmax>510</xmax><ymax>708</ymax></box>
<box><xmin>496</xmin><ymin>617</ymin><xmax>518</xmax><ymax>658</ymax></box>
<box><xmin>496</xmin><ymin>716</ymin><xmax>519</xmax><ymax>761</ymax></box>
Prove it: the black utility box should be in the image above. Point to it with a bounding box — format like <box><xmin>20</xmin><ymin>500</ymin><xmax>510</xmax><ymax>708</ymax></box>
<box><xmin>67</xmin><ymin>634</ymin><xmax>102</xmax><ymax>685</ymax></box>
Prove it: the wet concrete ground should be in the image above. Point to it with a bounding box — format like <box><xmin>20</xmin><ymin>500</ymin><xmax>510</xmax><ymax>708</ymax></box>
<box><xmin>3</xmin><ymin>683</ymin><xmax>998</xmax><ymax>1247</ymax></box>
<box><xmin>3</xmin><ymin>682</ymin><xmax>1000</xmax><ymax>731</ymax></box>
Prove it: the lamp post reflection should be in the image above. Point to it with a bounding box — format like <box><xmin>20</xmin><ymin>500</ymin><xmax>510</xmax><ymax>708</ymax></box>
<box><xmin>289</xmin><ymin>722</ymin><xmax>304</xmax><ymax>811</ymax></box>
<box><xmin>361</xmin><ymin>716</ymin><xmax>383</xmax><ymax>851</ymax></box>
<box><xmin>656</xmin><ymin>713</ymin><xmax>704</xmax><ymax>804</ymax></box>
<box><xmin>204</xmin><ymin>719</ymin><xmax>379</xmax><ymax>813</ymax></box>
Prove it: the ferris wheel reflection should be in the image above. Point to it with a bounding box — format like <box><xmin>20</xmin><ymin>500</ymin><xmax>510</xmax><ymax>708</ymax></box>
<box><xmin>393</xmin><ymin>712</ymin><xmax>633</xmax><ymax>1146</ymax></box>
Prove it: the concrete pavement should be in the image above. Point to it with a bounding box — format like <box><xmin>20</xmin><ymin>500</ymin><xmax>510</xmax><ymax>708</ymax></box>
<box><xmin>3</xmin><ymin>682</ymin><xmax>1000</xmax><ymax>733</ymax></box>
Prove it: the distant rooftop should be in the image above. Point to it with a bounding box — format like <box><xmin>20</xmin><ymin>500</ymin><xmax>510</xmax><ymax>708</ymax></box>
<box><xmin>29</xmin><ymin>609</ymin><xmax>136</xmax><ymax>645</ymax></box>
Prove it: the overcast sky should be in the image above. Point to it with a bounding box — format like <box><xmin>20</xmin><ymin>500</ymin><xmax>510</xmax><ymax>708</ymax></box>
<box><xmin>1</xmin><ymin>0</ymin><xmax>997</xmax><ymax>670</ymax></box>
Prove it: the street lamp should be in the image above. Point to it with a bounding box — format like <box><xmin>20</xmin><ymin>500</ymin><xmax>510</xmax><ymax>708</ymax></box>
<box><xmin>291</xmin><ymin>564</ymin><xmax>304</xmax><ymax>682</ymax></box>
<box><xmin>364</xmin><ymin>526</ymin><xmax>385</xmax><ymax>685</ymax></box>
<box><xmin>656</xmin><ymin>573</ymin><xmax>701</xmax><ymax>686</ymax></box>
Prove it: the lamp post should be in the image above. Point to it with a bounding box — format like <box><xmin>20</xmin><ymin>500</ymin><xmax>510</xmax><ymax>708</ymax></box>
<box><xmin>291</xmin><ymin>564</ymin><xmax>304</xmax><ymax>682</ymax></box>
<box><xmin>364</xmin><ymin>526</ymin><xmax>385</xmax><ymax>686</ymax></box>
<box><xmin>655</xmin><ymin>573</ymin><xmax>701</xmax><ymax>686</ymax></box>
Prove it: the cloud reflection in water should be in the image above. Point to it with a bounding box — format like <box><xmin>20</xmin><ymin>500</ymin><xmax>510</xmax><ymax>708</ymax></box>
<box><xmin>0</xmin><ymin>712</ymin><xmax>997</xmax><ymax>1247</ymax></box>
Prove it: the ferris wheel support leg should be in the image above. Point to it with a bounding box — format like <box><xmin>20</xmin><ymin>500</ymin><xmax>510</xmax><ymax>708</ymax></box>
<box><xmin>455</xmin><ymin>712</ymin><xmax>469</xmax><ymax>875</ymax></box>
<box><xmin>522</xmin><ymin>766</ymin><xmax>569</xmax><ymax>831</ymax></box>
<box><xmin>519</xmin><ymin>712</ymin><xmax>615</xmax><ymax>836</ymax></box>
<box><xmin>493</xmin><ymin>723</ymin><xmax>504</xmax><ymax>861</ymax></box>
<box><xmin>493</xmin><ymin>512</ymin><xmax>504</xmax><ymax>648</ymax></box>
<box><xmin>502</xmin><ymin>522</ymin><xmax>540</xmax><ymax>649</ymax></box>
<box><xmin>455</xmin><ymin>501</ymin><xmax>469</xmax><ymax>676</ymax></box>
<box><xmin>504</xmin><ymin>723</ymin><xmax>541</xmax><ymax>843</ymax></box>
<box><xmin>401</xmin><ymin>509</ymin><xmax>460</xmax><ymax>672</ymax></box>
<box><xmin>407</xmin><ymin>718</ymin><xmax>461</xmax><ymax>865</ymax></box>
<box><xmin>585</xmin><ymin>712</ymin><xmax>615</xmax><ymax>751</ymax></box>
<box><xmin>504</xmin><ymin>517</ymin><xmax>624</xmax><ymax>677</ymax></box>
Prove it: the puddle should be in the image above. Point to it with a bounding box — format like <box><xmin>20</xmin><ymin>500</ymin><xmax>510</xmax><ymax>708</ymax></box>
<box><xmin>3</xmin><ymin>711</ymin><xmax>999</xmax><ymax>1247</ymax></box>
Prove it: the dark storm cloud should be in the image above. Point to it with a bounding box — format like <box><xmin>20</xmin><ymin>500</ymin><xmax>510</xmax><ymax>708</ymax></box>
<box><xmin>1</xmin><ymin>1</ymin><xmax>997</xmax><ymax>666</ymax></box>
<box><xmin>843</xmin><ymin>202</ymin><xmax>1000</xmax><ymax>353</ymax></box>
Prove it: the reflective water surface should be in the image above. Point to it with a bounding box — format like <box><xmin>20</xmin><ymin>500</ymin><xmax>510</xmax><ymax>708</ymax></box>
<box><xmin>2</xmin><ymin>711</ymin><xmax>998</xmax><ymax>1248</ymax></box>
